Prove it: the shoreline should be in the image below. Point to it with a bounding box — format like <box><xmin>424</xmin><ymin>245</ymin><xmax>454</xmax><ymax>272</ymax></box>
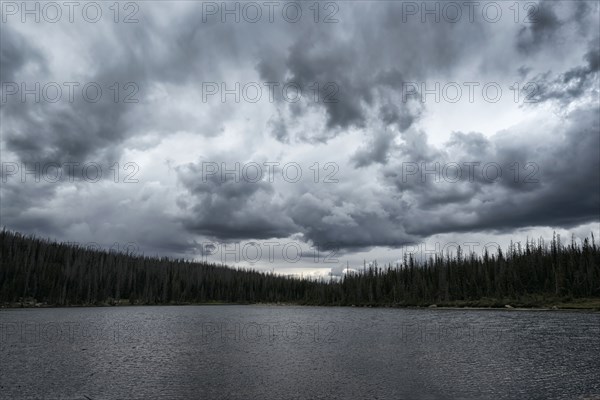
<box><xmin>3</xmin><ymin>300</ymin><xmax>600</xmax><ymax>312</ymax></box>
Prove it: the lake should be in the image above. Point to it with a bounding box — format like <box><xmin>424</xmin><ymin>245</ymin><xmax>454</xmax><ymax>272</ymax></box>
<box><xmin>1</xmin><ymin>306</ymin><xmax>599</xmax><ymax>399</ymax></box>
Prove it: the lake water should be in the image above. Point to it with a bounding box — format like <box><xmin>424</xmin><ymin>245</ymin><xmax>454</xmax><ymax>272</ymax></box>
<box><xmin>1</xmin><ymin>306</ymin><xmax>599</xmax><ymax>400</ymax></box>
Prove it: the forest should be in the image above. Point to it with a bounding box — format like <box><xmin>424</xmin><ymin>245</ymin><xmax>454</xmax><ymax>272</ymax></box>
<box><xmin>1</xmin><ymin>229</ymin><xmax>599</xmax><ymax>308</ymax></box>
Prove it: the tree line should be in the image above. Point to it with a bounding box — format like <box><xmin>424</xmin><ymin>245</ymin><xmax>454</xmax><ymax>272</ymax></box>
<box><xmin>1</xmin><ymin>229</ymin><xmax>599</xmax><ymax>306</ymax></box>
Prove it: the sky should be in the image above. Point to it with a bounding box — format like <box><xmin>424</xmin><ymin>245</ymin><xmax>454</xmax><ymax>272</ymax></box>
<box><xmin>1</xmin><ymin>0</ymin><xmax>599</xmax><ymax>277</ymax></box>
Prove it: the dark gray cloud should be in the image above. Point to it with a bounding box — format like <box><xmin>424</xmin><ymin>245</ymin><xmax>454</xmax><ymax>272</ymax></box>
<box><xmin>352</xmin><ymin>129</ymin><xmax>396</xmax><ymax>168</ymax></box>
<box><xmin>284</xmin><ymin>192</ymin><xmax>417</xmax><ymax>250</ymax></box>
<box><xmin>174</xmin><ymin>100</ymin><xmax>599</xmax><ymax>250</ymax></box>
<box><xmin>527</xmin><ymin>39</ymin><xmax>599</xmax><ymax>105</ymax></box>
<box><xmin>0</xmin><ymin>8</ymin><xmax>265</xmax><ymax>169</ymax></box>
<box><xmin>176</xmin><ymin>161</ymin><xmax>298</xmax><ymax>241</ymax></box>
<box><xmin>254</xmin><ymin>3</ymin><xmax>494</xmax><ymax>142</ymax></box>
<box><xmin>516</xmin><ymin>1</ymin><xmax>562</xmax><ymax>53</ymax></box>
<box><xmin>386</xmin><ymin>106</ymin><xmax>599</xmax><ymax>237</ymax></box>
<box><xmin>0</xmin><ymin>27</ymin><xmax>45</xmax><ymax>83</ymax></box>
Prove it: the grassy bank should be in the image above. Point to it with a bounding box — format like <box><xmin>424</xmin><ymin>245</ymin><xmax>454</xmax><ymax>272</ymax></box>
<box><xmin>3</xmin><ymin>297</ymin><xmax>600</xmax><ymax>310</ymax></box>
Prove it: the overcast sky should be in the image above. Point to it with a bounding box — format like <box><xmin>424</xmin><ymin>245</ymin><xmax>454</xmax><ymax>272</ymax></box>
<box><xmin>1</xmin><ymin>0</ymin><xmax>599</xmax><ymax>276</ymax></box>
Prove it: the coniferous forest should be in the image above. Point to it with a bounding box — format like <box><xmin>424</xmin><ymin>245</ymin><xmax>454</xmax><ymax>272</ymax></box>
<box><xmin>1</xmin><ymin>229</ymin><xmax>599</xmax><ymax>308</ymax></box>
